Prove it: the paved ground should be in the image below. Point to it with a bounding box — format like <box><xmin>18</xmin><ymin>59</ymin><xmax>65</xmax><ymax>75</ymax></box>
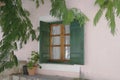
<box><xmin>12</xmin><ymin>74</ymin><xmax>77</xmax><ymax>80</ymax></box>
<box><xmin>39</xmin><ymin>75</ymin><xmax>74</xmax><ymax>80</ymax></box>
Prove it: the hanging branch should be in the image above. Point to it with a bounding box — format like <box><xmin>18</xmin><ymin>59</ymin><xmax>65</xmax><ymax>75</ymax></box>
<box><xmin>32</xmin><ymin>0</ymin><xmax>44</xmax><ymax>8</ymax></box>
<box><xmin>94</xmin><ymin>0</ymin><xmax>120</xmax><ymax>35</ymax></box>
<box><xmin>0</xmin><ymin>0</ymin><xmax>36</xmax><ymax>72</ymax></box>
<box><xmin>50</xmin><ymin>0</ymin><xmax>88</xmax><ymax>26</ymax></box>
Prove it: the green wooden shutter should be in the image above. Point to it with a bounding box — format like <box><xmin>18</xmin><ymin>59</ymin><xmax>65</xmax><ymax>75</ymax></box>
<box><xmin>40</xmin><ymin>21</ymin><xmax>50</xmax><ymax>63</ymax></box>
<box><xmin>70</xmin><ymin>20</ymin><xmax>84</xmax><ymax>65</ymax></box>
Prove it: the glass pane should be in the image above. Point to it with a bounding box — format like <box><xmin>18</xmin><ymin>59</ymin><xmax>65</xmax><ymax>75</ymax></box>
<box><xmin>65</xmin><ymin>36</ymin><xmax>70</xmax><ymax>45</ymax></box>
<box><xmin>65</xmin><ymin>47</ymin><xmax>70</xmax><ymax>60</ymax></box>
<box><xmin>52</xmin><ymin>47</ymin><xmax>60</xmax><ymax>59</ymax></box>
<box><xmin>52</xmin><ymin>25</ymin><xmax>61</xmax><ymax>35</ymax></box>
<box><xmin>65</xmin><ymin>25</ymin><xmax>70</xmax><ymax>34</ymax></box>
<box><xmin>52</xmin><ymin>36</ymin><xmax>60</xmax><ymax>45</ymax></box>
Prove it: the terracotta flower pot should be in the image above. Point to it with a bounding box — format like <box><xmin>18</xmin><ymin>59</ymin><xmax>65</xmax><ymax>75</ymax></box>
<box><xmin>27</xmin><ymin>66</ymin><xmax>37</xmax><ymax>75</ymax></box>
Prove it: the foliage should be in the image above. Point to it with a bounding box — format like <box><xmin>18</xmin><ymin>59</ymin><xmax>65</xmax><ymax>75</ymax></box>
<box><xmin>0</xmin><ymin>0</ymin><xmax>89</xmax><ymax>73</ymax></box>
<box><xmin>27</xmin><ymin>51</ymin><xmax>41</xmax><ymax>69</ymax></box>
<box><xmin>0</xmin><ymin>0</ymin><xmax>36</xmax><ymax>72</ymax></box>
<box><xmin>94</xmin><ymin>0</ymin><xmax>120</xmax><ymax>35</ymax></box>
<box><xmin>32</xmin><ymin>0</ymin><xmax>44</xmax><ymax>8</ymax></box>
<box><xmin>50</xmin><ymin>0</ymin><xmax>88</xmax><ymax>26</ymax></box>
<box><xmin>0</xmin><ymin>51</ymin><xmax>18</xmax><ymax>72</ymax></box>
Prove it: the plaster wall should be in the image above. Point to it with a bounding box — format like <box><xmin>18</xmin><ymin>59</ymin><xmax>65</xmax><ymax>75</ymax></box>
<box><xmin>13</xmin><ymin>0</ymin><xmax>120</xmax><ymax>80</ymax></box>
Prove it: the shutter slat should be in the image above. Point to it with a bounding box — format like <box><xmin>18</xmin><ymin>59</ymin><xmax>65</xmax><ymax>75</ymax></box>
<box><xmin>40</xmin><ymin>21</ymin><xmax>50</xmax><ymax>63</ymax></box>
<box><xmin>70</xmin><ymin>20</ymin><xmax>84</xmax><ymax>65</ymax></box>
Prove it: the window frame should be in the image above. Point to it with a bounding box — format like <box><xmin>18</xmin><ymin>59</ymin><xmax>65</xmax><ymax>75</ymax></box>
<box><xmin>50</xmin><ymin>24</ymin><xmax>70</xmax><ymax>62</ymax></box>
<box><xmin>40</xmin><ymin>20</ymin><xmax>84</xmax><ymax>65</ymax></box>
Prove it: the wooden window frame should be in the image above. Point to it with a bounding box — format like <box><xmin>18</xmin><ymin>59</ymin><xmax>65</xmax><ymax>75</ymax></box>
<box><xmin>50</xmin><ymin>24</ymin><xmax>70</xmax><ymax>62</ymax></box>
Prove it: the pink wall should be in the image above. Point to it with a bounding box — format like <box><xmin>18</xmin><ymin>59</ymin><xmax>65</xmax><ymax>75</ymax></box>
<box><xmin>66</xmin><ymin>0</ymin><xmax>120</xmax><ymax>80</ymax></box>
<box><xmin>14</xmin><ymin>0</ymin><xmax>120</xmax><ymax>80</ymax></box>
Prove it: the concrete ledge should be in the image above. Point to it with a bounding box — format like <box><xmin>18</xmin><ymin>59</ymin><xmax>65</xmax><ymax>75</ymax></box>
<box><xmin>38</xmin><ymin>69</ymin><xmax>80</xmax><ymax>78</ymax></box>
<box><xmin>11</xmin><ymin>74</ymin><xmax>75</xmax><ymax>80</ymax></box>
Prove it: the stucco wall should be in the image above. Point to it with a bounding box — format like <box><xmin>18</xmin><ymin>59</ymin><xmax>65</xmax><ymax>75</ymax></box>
<box><xmin>13</xmin><ymin>0</ymin><xmax>120</xmax><ymax>80</ymax></box>
<box><xmin>66</xmin><ymin>0</ymin><xmax>120</xmax><ymax>80</ymax></box>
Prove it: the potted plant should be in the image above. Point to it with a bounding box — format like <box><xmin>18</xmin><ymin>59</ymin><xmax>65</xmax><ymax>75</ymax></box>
<box><xmin>27</xmin><ymin>51</ymin><xmax>41</xmax><ymax>75</ymax></box>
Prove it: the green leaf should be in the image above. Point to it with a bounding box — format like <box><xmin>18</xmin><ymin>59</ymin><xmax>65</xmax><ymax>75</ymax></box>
<box><xmin>36</xmin><ymin>0</ymin><xmax>40</xmax><ymax>8</ymax></box>
<box><xmin>95</xmin><ymin>0</ymin><xmax>105</xmax><ymax>6</ymax></box>
<box><xmin>13</xmin><ymin>55</ymin><xmax>18</xmax><ymax>66</ymax></box>
<box><xmin>41</xmin><ymin>0</ymin><xmax>44</xmax><ymax>4</ymax></box>
<box><xmin>109</xmin><ymin>12</ymin><xmax>116</xmax><ymax>35</ymax></box>
<box><xmin>0</xmin><ymin>66</ymin><xmax>4</xmax><ymax>73</ymax></box>
<box><xmin>94</xmin><ymin>0</ymin><xmax>118</xmax><ymax>35</ymax></box>
<box><xmin>94</xmin><ymin>9</ymin><xmax>103</xmax><ymax>25</ymax></box>
<box><xmin>63</xmin><ymin>9</ymin><xmax>74</xmax><ymax>24</ymax></box>
<box><xmin>32</xmin><ymin>0</ymin><xmax>44</xmax><ymax>7</ymax></box>
<box><xmin>31</xmin><ymin>30</ymin><xmax>36</xmax><ymax>41</ymax></box>
<box><xmin>4</xmin><ymin>61</ymin><xmax>14</xmax><ymax>69</ymax></box>
<box><xmin>113</xmin><ymin>0</ymin><xmax>120</xmax><ymax>16</ymax></box>
<box><xmin>13</xmin><ymin>42</ymin><xmax>18</xmax><ymax>50</ymax></box>
<box><xmin>50</xmin><ymin>0</ymin><xmax>67</xmax><ymax>18</ymax></box>
<box><xmin>105</xmin><ymin>1</ymin><xmax>115</xmax><ymax>34</ymax></box>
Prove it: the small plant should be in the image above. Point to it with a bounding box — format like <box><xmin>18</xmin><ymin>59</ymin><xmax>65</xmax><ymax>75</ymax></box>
<box><xmin>27</xmin><ymin>51</ymin><xmax>41</xmax><ymax>69</ymax></box>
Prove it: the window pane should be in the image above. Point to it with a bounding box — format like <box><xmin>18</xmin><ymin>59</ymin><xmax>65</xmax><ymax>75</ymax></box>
<box><xmin>65</xmin><ymin>47</ymin><xmax>70</xmax><ymax>60</ymax></box>
<box><xmin>65</xmin><ymin>36</ymin><xmax>70</xmax><ymax>45</ymax></box>
<box><xmin>65</xmin><ymin>25</ymin><xmax>70</xmax><ymax>34</ymax></box>
<box><xmin>52</xmin><ymin>25</ymin><xmax>61</xmax><ymax>35</ymax></box>
<box><xmin>52</xmin><ymin>47</ymin><xmax>60</xmax><ymax>59</ymax></box>
<box><xmin>52</xmin><ymin>36</ymin><xmax>60</xmax><ymax>45</ymax></box>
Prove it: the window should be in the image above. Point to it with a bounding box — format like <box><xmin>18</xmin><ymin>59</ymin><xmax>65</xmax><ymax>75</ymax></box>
<box><xmin>50</xmin><ymin>24</ymin><xmax>70</xmax><ymax>61</ymax></box>
<box><xmin>40</xmin><ymin>21</ymin><xmax>84</xmax><ymax>64</ymax></box>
